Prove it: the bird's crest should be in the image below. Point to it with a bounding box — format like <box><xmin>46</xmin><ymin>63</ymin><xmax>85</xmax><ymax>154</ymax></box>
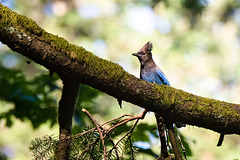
<box><xmin>138</xmin><ymin>41</ymin><xmax>152</xmax><ymax>53</ymax></box>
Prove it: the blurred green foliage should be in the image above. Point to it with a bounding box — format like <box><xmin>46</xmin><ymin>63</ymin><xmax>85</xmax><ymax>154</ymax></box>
<box><xmin>1</xmin><ymin>0</ymin><xmax>240</xmax><ymax>159</ymax></box>
<box><xmin>0</xmin><ymin>66</ymin><xmax>59</xmax><ymax>128</ymax></box>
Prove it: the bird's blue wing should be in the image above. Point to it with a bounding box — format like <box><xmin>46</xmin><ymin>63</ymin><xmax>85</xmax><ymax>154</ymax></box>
<box><xmin>156</xmin><ymin>68</ymin><xmax>170</xmax><ymax>86</ymax></box>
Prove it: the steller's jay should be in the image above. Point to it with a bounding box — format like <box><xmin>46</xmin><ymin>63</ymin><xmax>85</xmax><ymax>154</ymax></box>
<box><xmin>132</xmin><ymin>42</ymin><xmax>170</xmax><ymax>86</ymax></box>
<box><xmin>132</xmin><ymin>42</ymin><xmax>185</xmax><ymax>128</ymax></box>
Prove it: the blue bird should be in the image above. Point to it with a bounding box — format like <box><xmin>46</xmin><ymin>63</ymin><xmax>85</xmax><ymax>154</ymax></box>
<box><xmin>132</xmin><ymin>42</ymin><xmax>184</xmax><ymax>128</ymax></box>
<box><xmin>132</xmin><ymin>42</ymin><xmax>170</xmax><ymax>86</ymax></box>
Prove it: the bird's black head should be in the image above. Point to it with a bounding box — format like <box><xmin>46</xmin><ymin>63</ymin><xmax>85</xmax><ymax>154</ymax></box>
<box><xmin>132</xmin><ymin>42</ymin><xmax>153</xmax><ymax>65</ymax></box>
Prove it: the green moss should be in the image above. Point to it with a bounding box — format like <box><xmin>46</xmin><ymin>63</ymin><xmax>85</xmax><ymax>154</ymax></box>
<box><xmin>189</xmin><ymin>95</ymin><xmax>240</xmax><ymax>127</ymax></box>
<box><xmin>0</xmin><ymin>4</ymin><xmax>42</xmax><ymax>34</ymax></box>
<box><xmin>161</xmin><ymin>85</ymin><xmax>174</xmax><ymax>106</ymax></box>
<box><xmin>150</xmin><ymin>80</ymin><xmax>240</xmax><ymax>127</ymax></box>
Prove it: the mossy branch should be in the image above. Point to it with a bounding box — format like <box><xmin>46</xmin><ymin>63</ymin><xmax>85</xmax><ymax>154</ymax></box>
<box><xmin>1</xmin><ymin>3</ymin><xmax>240</xmax><ymax>136</ymax></box>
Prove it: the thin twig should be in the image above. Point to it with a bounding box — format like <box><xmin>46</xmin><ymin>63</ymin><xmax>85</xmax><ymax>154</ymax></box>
<box><xmin>217</xmin><ymin>133</ymin><xmax>225</xmax><ymax>146</ymax></box>
<box><xmin>108</xmin><ymin>110</ymin><xmax>148</xmax><ymax>158</ymax></box>
<box><xmin>79</xmin><ymin>109</ymin><xmax>148</xmax><ymax>159</ymax></box>
<box><xmin>82</xmin><ymin>108</ymin><xmax>107</xmax><ymax>160</ymax></box>
<box><xmin>77</xmin><ymin>137</ymin><xmax>99</xmax><ymax>160</ymax></box>
<box><xmin>125</xmin><ymin>110</ymin><xmax>147</xmax><ymax>142</ymax></box>
<box><xmin>166</xmin><ymin>123</ymin><xmax>183</xmax><ymax>160</ymax></box>
<box><xmin>105</xmin><ymin>110</ymin><xmax>148</xmax><ymax>136</ymax></box>
<box><xmin>121</xmin><ymin>109</ymin><xmax>148</xmax><ymax>158</ymax></box>
<box><xmin>73</xmin><ymin>114</ymin><xmax>134</xmax><ymax>139</ymax></box>
<box><xmin>129</xmin><ymin>139</ymin><xmax>135</xmax><ymax>160</ymax></box>
<box><xmin>120</xmin><ymin>113</ymin><xmax>143</xmax><ymax>158</ymax></box>
<box><xmin>175</xmin><ymin>127</ymin><xmax>187</xmax><ymax>160</ymax></box>
<box><xmin>107</xmin><ymin>134</ymin><xmax>120</xmax><ymax>160</ymax></box>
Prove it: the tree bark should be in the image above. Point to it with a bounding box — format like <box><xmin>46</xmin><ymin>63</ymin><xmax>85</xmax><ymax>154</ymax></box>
<box><xmin>155</xmin><ymin>114</ymin><xmax>169</xmax><ymax>159</ymax></box>
<box><xmin>56</xmin><ymin>80</ymin><xmax>79</xmax><ymax>159</ymax></box>
<box><xmin>166</xmin><ymin>123</ymin><xmax>182</xmax><ymax>160</ymax></box>
<box><xmin>1</xmin><ymin>3</ymin><xmax>240</xmax><ymax>137</ymax></box>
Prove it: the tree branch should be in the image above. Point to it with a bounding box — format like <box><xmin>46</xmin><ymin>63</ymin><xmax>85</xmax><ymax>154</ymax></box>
<box><xmin>56</xmin><ymin>80</ymin><xmax>79</xmax><ymax>159</ymax></box>
<box><xmin>82</xmin><ymin>108</ymin><xmax>107</xmax><ymax>160</ymax></box>
<box><xmin>1</xmin><ymin>3</ymin><xmax>240</xmax><ymax>136</ymax></box>
<box><xmin>155</xmin><ymin>114</ymin><xmax>169</xmax><ymax>158</ymax></box>
<box><xmin>166</xmin><ymin>123</ymin><xmax>182</xmax><ymax>160</ymax></box>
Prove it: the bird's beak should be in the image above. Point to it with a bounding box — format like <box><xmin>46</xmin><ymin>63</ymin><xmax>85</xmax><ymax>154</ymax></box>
<box><xmin>132</xmin><ymin>53</ymin><xmax>138</xmax><ymax>57</ymax></box>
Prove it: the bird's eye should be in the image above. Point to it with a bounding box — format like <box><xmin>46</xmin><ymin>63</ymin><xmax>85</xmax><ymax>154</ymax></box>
<box><xmin>142</xmin><ymin>52</ymin><xmax>146</xmax><ymax>55</ymax></box>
